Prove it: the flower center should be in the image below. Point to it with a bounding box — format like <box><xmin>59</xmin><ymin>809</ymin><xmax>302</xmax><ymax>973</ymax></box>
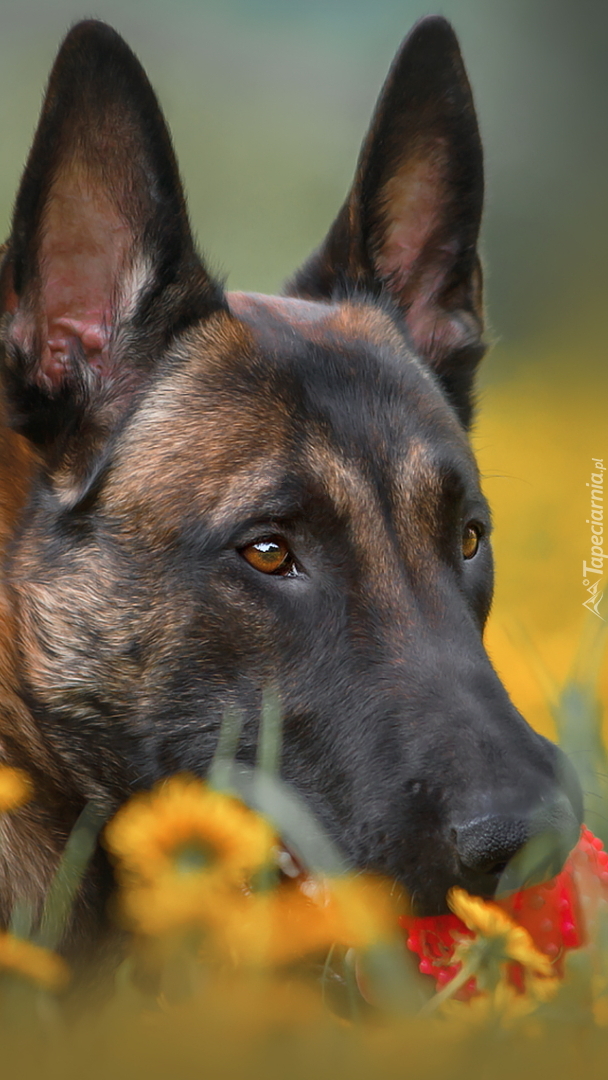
<box><xmin>174</xmin><ymin>841</ymin><xmax>216</xmax><ymax>873</ymax></box>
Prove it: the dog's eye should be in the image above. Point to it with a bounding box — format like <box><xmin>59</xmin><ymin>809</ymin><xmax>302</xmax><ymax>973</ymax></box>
<box><xmin>462</xmin><ymin>522</ymin><xmax>482</xmax><ymax>560</ymax></box>
<box><xmin>240</xmin><ymin>537</ymin><xmax>295</xmax><ymax>576</ymax></box>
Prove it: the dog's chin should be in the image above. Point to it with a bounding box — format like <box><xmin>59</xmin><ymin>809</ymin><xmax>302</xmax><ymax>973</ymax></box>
<box><xmin>394</xmin><ymin>849</ymin><xmax>510</xmax><ymax>917</ymax></box>
<box><xmin>405</xmin><ymin>882</ymin><xmax>460</xmax><ymax>919</ymax></box>
<box><xmin>409</xmin><ymin>845</ymin><xmax>579</xmax><ymax>919</ymax></box>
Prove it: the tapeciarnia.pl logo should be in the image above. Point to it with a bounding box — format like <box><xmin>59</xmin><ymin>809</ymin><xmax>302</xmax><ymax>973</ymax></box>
<box><xmin>582</xmin><ymin>457</ymin><xmax>606</xmax><ymax>619</ymax></box>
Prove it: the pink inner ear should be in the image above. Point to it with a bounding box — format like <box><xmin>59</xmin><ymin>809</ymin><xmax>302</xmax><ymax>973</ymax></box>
<box><xmin>17</xmin><ymin>165</ymin><xmax>132</xmax><ymax>388</ymax></box>
<box><xmin>373</xmin><ymin>146</ymin><xmax>467</xmax><ymax>359</ymax></box>
<box><xmin>375</xmin><ymin>151</ymin><xmax>448</xmax><ymax>287</ymax></box>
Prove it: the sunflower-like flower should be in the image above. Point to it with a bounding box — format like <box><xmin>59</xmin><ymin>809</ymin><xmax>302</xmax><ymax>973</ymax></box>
<box><xmin>119</xmin><ymin>872</ymin><xmax>236</xmax><ymax>937</ymax></box>
<box><xmin>107</xmin><ymin>776</ymin><xmax>401</xmax><ymax>967</ymax></box>
<box><xmin>104</xmin><ymin>776</ymin><xmax>277</xmax><ymax>890</ymax></box>
<box><xmin>118</xmin><ymin>859</ymin><xmax>400</xmax><ymax>966</ymax></box>
<box><xmin>0</xmin><ymin>766</ymin><xmax>33</xmax><ymax>813</ymax></box>
<box><xmin>0</xmin><ymin>933</ymin><xmax>69</xmax><ymax>991</ymax></box>
<box><xmin>448</xmin><ymin>888</ymin><xmax>554</xmax><ymax>978</ymax></box>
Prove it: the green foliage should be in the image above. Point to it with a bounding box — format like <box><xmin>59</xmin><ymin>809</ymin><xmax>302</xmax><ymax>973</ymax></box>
<box><xmin>552</xmin><ymin>621</ymin><xmax>608</xmax><ymax>846</ymax></box>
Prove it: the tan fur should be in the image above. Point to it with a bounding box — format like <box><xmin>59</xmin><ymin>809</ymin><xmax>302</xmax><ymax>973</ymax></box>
<box><xmin>0</xmin><ymin>399</ymin><xmax>65</xmax><ymax>923</ymax></box>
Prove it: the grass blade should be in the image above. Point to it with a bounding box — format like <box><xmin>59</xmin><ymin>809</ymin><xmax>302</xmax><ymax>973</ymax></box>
<box><xmin>35</xmin><ymin>801</ymin><xmax>106</xmax><ymax>951</ymax></box>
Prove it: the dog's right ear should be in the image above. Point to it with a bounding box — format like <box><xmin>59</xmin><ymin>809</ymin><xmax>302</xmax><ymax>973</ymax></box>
<box><xmin>286</xmin><ymin>17</ymin><xmax>484</xmax><ymax>428</ymax></box>
<box><xmin>0</xmin><ymin>21</ymin><xmax>225</xmax><ymax>492</ymax></box>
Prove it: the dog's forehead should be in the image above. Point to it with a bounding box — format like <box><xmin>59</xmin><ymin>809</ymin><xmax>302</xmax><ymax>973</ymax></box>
<box><xmin>108</xmin><ymin>293</ymin><xmax>477</xmax><ymax>525</ymax></box>
<box><xmin>223</xmin><ymin>292</ymin><xmax>474</xmax><ymax>474</ymax></box>
<box><xmin>226</xmin><ymin>291</ymin><xmax>406</xmax><ymax>350</ymax></box>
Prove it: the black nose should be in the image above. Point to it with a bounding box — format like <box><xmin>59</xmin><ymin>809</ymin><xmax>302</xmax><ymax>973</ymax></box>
<box><xmin>455</xmin><ymin>816</ymin><xmax>528</xmax><ymax>877</ymax></box>
<box><xmin>454</xmin><ymin>793</ymin><xmax>581</xmax><ymax>888</ymax></box>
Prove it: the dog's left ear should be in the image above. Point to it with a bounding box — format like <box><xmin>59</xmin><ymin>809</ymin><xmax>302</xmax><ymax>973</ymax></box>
<box><xmin>285</xmin><ymin>16</ymin><xmax>484</xmax><ymax>427</ymax></box>
<box><xmin>0</xmin><ymin>21</ymin><xmax>225</xmax><ymax>496</ymax></box>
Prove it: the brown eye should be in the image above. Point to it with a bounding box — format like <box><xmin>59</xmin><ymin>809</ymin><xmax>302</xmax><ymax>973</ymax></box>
<box><xmin>462</xmin><ymin>522</ymin><xmax>482</xmax><ymax>560</ymax></box>
<box><xmin>240</xmin><ymin>537</ymin><xmax>294</xmax><ymax>575</ymax></box>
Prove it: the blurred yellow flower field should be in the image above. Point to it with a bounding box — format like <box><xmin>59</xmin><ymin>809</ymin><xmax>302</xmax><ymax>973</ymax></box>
<box><xmin>475</xmin><ymin>363</ymin><xmax>607</xmax><ymax>741</ymax></box>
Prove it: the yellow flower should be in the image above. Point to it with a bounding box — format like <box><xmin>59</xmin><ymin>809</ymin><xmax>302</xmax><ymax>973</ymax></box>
<box><xmin>119</xmin><ymin>865</ymin><xmax>401</xmax><ymax>967</ymax></box>
<box><xmin>0</xmin><ymin>933</ymin><xmax>69</xmax><ymax>991</ymax></box>
<box><xmin>0</xmin><ymin>766</ymin><xmax>33</xmax><ymax>813</ymax></box>
<box><xmin>119</xmin><ymin>872</ymin><xmax>238</xmax><ymax>937</ymax></box>
<box><xmin>448</xmin><ymin>888</ymin><xmax>554</xmax><ymax>977</ymax></box>
<box><xmin>104</xmin><ymin>776</ymin><xmax>276</xmax><ymax>888</ymax></box>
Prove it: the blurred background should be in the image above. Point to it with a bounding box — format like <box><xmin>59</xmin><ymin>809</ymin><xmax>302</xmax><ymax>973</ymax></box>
<box><xmin>0</xmin><ymin>0</ymin><xmax>606</xmax><ymax>737</ymax></box>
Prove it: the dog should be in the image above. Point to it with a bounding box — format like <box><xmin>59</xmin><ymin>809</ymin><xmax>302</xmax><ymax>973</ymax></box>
<box><xmin>0</xmin><ymin>16</ymin><xmax>582</xmax><ymax>961</ymax></box>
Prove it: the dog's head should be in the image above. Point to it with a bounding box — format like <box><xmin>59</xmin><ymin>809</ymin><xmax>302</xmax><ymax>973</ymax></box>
<box><xmin>0</xmin><ymin>18</ymin><xmax>581</xmax><ymax>914</ymax></box>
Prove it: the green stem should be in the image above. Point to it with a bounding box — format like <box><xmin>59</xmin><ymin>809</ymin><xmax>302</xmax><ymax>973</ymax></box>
<box><xmin>257</xmin><ymin>687</ymin><xmax>282</xmax><ymax>778</ymax></box>
<box><xmin>320</xmin><ymin>943</ymin><xmax>337</xmax><ymax>1009</ymax></box>
<box><xmin>418</xmin><ymin>959</ymin><xmax>478</xmax><ymax>1017</ymax></box>
<box><xmin>208</xmin><ymin>706</ymin><xmax>244</xmax><ymax>792</ymax></box>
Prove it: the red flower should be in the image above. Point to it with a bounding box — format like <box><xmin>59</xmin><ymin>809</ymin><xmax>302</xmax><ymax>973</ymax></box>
<box><xmin>400</xmin><ymin>826</ymin><xmax>608</xmax><ymax>998</ymax></box>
